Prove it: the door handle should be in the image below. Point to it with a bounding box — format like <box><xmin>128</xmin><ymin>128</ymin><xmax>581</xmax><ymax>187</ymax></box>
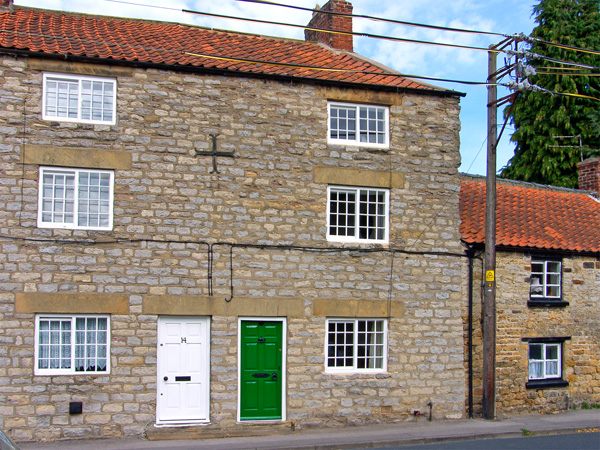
<box><xmin>271</xmin><ymin>373</ymin><xmax>278</xmax><ymax>381</ymax></box>
<box><xmin>164</xmin><ymin>376</ymin><xmax>168</xmax><ymax>381</ymax></box>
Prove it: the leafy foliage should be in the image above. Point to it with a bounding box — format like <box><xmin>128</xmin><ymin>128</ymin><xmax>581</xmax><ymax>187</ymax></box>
<box><xmin>501</xmin><ymin>0</ymin><xmax>600</xmax><ymax>188</ymax></box>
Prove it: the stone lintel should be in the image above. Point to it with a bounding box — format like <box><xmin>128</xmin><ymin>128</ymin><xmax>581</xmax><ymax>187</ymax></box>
<box><xmin>316</xmin><ymin>86</ymin><xmax>402</xmax><ymax>106</ymax></box>
<box><xmin>143</xmin><ymin>295</ymin><xmax>305</xmax><ymax>317</ymax></box>
<box><xmin>24</xmin><ymin>145</ymin><xmax>132</xmax><ymax>170</ymax></box>
<box><xmin>313</xmin><ymin>299</ymin><xmax>402</xmax><ymax>318</ymax></box>
<box><xmin>15</xmin><ymin>293</ymin><xmax>129</xmax><ymax>314</ymax></box>
<box><xmin>314</xmin><ymin>166</ymin><xmax>404</xmax><ymax>189</ymax></box>
<box><xmin>27</xmin><ymin>58</ymin><xmax>134</xmax><ymax>78</ymax></box>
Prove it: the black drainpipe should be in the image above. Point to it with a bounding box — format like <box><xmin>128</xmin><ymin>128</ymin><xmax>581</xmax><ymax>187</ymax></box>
<box><xmin>466</xmin><ymin>246</ymin><xmax>476</xmax><ymax>419</ymax></box>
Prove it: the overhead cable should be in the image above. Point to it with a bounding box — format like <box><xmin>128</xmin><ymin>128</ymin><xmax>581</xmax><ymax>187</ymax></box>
<box><xmin>181</xmin><ymin>8</ymin><xmax>501</xmax><ymax>53</ymax></box>
<box><xmin>507</xmin><ymin>49</ymin><xmax>600</xmax><ymax>70</ymax></box>
<box><xmin>181</xmin><ymin>51</ymin><xmax>494</xmax><ymax>85</ymax></box>
<box><xmin>104</xmin><ymin>0</ymin><xmax>600</xmax><ymax>63</ymax></box>
<box><xmin>503</xmin><ymin>80</ymin><xmax>600</xmax><ymax>102</ymax></box>
<box><xmin>105</xmin><ymin>0</ymin><xmax>600</xmax><ymax>59</ymax></box>
<box><xmin>525</xmin><ymin>35</ymin><xmax>600</xmax><ymax>56</ymax></box>
<box><xmin>232</xmin><ymin>0</ymin><xmax>506</xmax><ymax>37</ymax></box>
<box><xmin>536</xmin><ymin>71</ymin><xmax>600</xmax><ymax>77</ymax></box>
<box><xmin>0</xmin><ymin>28</ymin><xmax>492</xmax><ymax>87</ymax></box>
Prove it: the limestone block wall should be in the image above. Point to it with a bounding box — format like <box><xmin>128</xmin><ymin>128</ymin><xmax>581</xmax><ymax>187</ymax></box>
<box><xmin>464</xmin><ymin>250</ymin><xmax>600</xmax><ymax>417</ymax></box>
<box><xmin>0</xmin><ymin>54</ymin><xmax>465</xmax><ymax>441</ymax></box>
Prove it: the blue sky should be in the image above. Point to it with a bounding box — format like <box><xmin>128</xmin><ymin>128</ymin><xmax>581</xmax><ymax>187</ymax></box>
<box><xmin>15</xmin><ymin>0</ymin><xmax>540</xmax><ymax>176</ymax></box>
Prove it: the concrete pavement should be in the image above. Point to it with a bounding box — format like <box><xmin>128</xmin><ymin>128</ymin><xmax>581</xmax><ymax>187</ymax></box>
<box><xmin>18</xmin><ymin>409</ymin><xmax>600</xmax><ymax>450</ymax></box>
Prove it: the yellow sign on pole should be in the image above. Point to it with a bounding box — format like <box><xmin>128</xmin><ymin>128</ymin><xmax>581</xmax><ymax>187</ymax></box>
<box><xmin>486</xmin><ymin>270</ymin><xmax>495</xmax><ymax>282</ymax></box>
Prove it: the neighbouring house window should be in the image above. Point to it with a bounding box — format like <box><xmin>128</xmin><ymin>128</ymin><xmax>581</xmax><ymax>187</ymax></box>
<box><xmin>530</xmin><ymin>258</ymin><xmax>563</xmax><ymax>304</ymax></box>
<box><xmin>43</xmin><ymin>73</ymin><xmax>116</xmax><ymax>124</ymax></box>
<box><xmin>35</xmin><ymin>315</ymin><xmax>110</xmax><ymax>375</ymax></box>
<box><xmin>326</xmin><ymin>319</ymin><xmax>387</xmax><ymax>372</ymax></box>
<box><xmin>327</xmin><ymin>186</ymin><xmax>389</xmax><ymax>243</ymax></box>
<box><xmin>328</xmin><ymin>102</ymin><xmax>389</xmax><ymax>147</ymax></box>
<box><xmin>523</xmin><ymin>337</ymin><xmax>569</xmax><ymax>389</ymax></box>
<box><xmin>529</xmin><ymin>342</ymin><xmax>561</xmax><ymax>380</ymax></box>
<box><xmin>38</xmin><ymin>167</ymin><xmax>114</xmax><ymax>230</ymax></box>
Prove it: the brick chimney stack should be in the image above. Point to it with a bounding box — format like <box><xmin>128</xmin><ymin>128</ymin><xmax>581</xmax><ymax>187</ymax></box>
<box><xmin>305</xmin><ymin>0</ymin><xmax>353</xmax><ymax>52</ymax></box>
<box><xmin>577</xmin><ymin>158</ymin><xmax>600</xmax><ymax>196</ymax></box>
<box><xmin>1</xmin><ymin>0</ymin><xmax>14</xmax><ymax>12</ymax></box>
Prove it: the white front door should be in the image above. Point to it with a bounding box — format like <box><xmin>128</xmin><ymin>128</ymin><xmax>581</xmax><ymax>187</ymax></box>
<box><xmin>156</xmin><ymin>316</ymin><xmax>210</xmax><ymax>424</ymax></box>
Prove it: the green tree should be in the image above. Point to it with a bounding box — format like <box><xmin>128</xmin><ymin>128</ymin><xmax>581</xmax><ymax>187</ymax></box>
<box><xmin>500</xmin><ymin>0</ymin><xmax>600</xmax><ymax>188</ymax></box>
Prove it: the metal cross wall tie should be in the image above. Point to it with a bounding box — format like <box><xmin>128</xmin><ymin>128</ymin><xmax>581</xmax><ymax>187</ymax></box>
<box><xmin>194</xmin><ymin>134</ymin><xmax>235</xmax><ymax>173</ymax></box>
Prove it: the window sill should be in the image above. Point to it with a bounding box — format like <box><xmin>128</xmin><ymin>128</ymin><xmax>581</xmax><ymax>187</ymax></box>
<box><xmin>526</xmin><ymin>379</ymin><xmax>569</xmax><ymax>389</ymax></box>
<box><xmin>528</xmin><ymin>300</ymin><xmax>569</xmax><ymax>308</ymax></box>
<box><xmin>324</xmin><ymin>370</ymin><xmax>387</xmax><ymax>375</ymax></box>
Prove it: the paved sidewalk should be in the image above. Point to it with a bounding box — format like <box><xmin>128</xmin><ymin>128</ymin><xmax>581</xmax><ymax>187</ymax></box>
<box><xmin>19</xmin><ymin>409</ymin><xmax>600</xmax><ymax>450</ymax></box>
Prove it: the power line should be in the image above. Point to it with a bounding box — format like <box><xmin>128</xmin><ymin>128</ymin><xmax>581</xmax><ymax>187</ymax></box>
<box><xmin>526</xmin><ymin>36</ymin><xmax>600</xmax><ymax>56</ymax></box>
<box><xmin>181</xmin><ymin>51</ymin><xmax>493</xmax><ymax>86</ymax></box>
<box><xmin>1</xmin><ymin>29</ymin><xmax>595</xmax><ymax>100</ymax></box>
<box><xmin>180</xmin><ymin>8</ymin><xmax>501</xmax><ymax>53</ymax></box>
<box><xmin>105</xmin><ymin>0</ymin><xmax>600</xmax><ymax>58</ymax></box>
<box><xmin>502</xmin><ymin>79</ymin><xmax>600</xmax><ymax>103</ymax></box>
<box><xmin>238</xmin><ymin>0</ymin><xmax>600</xmax><ymax>60</ymax></box>
<box><xmin>102</xmin><ymin>0</ymin><xmax>600</xmax><ymax>70</ymax></box>
<box><xmin>231</xmin><ymin>0</ymin><xmax>506</xmax><ymax>37</ymax></box>
<box><xmin>0</xmin><ymin>26</ymin><xmax>497</xmax><ymax>87</ymax></box>
<box><xmin>3</xmin><ymin>4</ymin><xmax>598</xmax><ymax>101</ymax></box>
<box><xmin>528</xmin><ymin>53</ymin><xmax>600</xmax><ymax>71</ymax></box>
<box><xmin>536</xmin><ymin>71</ymin><xmax>600</xmax><ymax>77</ymax></box>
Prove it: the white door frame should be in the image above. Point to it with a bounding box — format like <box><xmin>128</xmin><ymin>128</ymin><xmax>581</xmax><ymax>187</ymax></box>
<box><xmin>237</xmin><ymin>317</ymin><xmax>287</xmax><ymax>423</ymax></box>
<box><xmin>156</xmin><ymin>315</ymin><xmax>210</xmax><ymax>425</ymax></box>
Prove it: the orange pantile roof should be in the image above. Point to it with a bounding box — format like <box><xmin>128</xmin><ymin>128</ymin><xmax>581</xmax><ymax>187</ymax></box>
<box><xmin>0</xmin><ymin>6</ymin><xmax>450</xmax><ymax>93</ymax></box>
<box><xmin>460</xmin><ymin>178</ymin><xmax>600</xmax><ymax>253</ymax></box>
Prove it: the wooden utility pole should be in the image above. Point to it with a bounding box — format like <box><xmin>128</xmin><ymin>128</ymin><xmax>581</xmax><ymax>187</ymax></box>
<box><xmin>482</xmin><ymin>45</ymin><xmax>498</xmax><ymax>420</ymax></box>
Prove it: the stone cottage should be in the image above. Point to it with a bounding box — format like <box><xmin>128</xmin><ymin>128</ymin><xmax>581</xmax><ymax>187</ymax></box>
<box><xmin>460</xmin><ymin>160</ymin><xmax>600</xmax><ymax>417</ymax></box>
<box><xmin>0</xmin><ymin>0</ymin><xmax>467</xmax><ymax>442</ymax></box>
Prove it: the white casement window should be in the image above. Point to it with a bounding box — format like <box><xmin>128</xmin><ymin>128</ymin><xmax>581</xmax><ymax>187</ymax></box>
<box><xmin>327</xmin><ymin>186</ymin><xmax>389</xmax><ymax>243</ymax></box>
<box><xmin>43</xmin><ymin>73</ymin><xmax>116</xmax><ymax>124</ymax></box>
<box><xmin>530</xmin><ymin>259</ymin><xmax>561</xmax><ymax>298</ymax></box>
<box><xmin>35</xmin><ymin>315</ymin><xmax>110</xmax><ymax>375</ymax></box>
<box><xmin>326</xmin><ymin>319</ymin><xmax>387</xmax><ymax>372</ymax></box>
<box><xmin>38</xmin><ymin>167</ymin><xmax>114</xmax><ymax>230</ymax></box>
<box><xmin>328</xmin><ymin>102</ymin><xmax>389</xmax><ymax>147</ymax></box>
<box><xmin>528</xmin><ymin>342</ymin><xmax>561</xmax><ymax>380</ymax></box>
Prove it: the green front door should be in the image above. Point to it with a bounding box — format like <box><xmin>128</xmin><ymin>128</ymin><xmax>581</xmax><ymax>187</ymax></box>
<box><xmin>240</xmin><ymin>320</ymin><xmax>283</xmax><ymax>420</ymax></box>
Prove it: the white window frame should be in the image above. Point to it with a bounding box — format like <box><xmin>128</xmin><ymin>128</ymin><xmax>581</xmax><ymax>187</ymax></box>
<box><xmin>528</xmin><ymin>342</ymin><xmax>561</xmax><ymax>381</ymax></box>
<box><xmin>325</xmin><ymin>318</ymin><xmax>388</xmax><ymax>373</ymax></box>
<box><xmin>327</xmin><ymin>186</ymin><xmax>389</xmax><ymax>244</ymax></box>
<box><xmin>34</xmin><ymin>314</ymin><xmax>110</xmax><ymax>376</ymax></box>
<box><xmin>530</xmin><ymin>259</ymin><xmax>562</xmax><ymax>299</ymax></box>
<box><xmin>42</xmin><ymin>72</ymin><xmax>117</xmax><ymax>125</ymax></box>
<box><xmin>37</xmin><ymin>167</ymin><xmax>114</xmax><ymax>231</ymax></box>
<box><xmin>328</xmin><ymin>102</ymin><xmax>389</xmax><ymax>148</ymax></box>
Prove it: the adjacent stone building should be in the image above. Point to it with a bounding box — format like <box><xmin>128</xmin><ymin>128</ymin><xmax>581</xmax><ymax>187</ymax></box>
<box><xmin>460</xmin><ymin>164</ymin><xmax>600</xmax><ymax>417</ymax></box>
<box><xmin>0</xmin><ymin>0</ymin><xmax>467</xmax><ymax>442</ymax></box>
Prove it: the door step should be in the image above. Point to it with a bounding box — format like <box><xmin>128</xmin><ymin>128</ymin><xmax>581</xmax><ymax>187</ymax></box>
<box><xmin>146</xmin><ymin>421</ymin><xmax>295</xmax><ymax>441</ymax></box>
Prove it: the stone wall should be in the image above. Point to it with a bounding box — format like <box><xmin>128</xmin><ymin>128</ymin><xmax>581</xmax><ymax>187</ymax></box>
<box><xmin>0</xmin><ymin>54</ymin><xmax>465</xmax><ymax>441</ymax></box>
<box><xmin>465</xmin><ymin>250</ymin><xmax>600</xmax><ymax>417</ymax></box>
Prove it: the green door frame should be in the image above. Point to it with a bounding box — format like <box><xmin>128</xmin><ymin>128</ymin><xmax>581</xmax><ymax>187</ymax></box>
<box><xmin>238</xmin><ymin>317</ymin><xmax>286</xmax><ymax>422</ymax></box>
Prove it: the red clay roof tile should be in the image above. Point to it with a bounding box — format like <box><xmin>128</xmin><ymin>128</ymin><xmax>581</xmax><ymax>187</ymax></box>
<box><xmin>460</xmin><ymin>179</ymin><xmax>600</xmax><ymax>253</ymax></box>
<box><xmin>0</xmin><ymin>7</ymin><xmax>453</xmax><ymax>92</ymax></box>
